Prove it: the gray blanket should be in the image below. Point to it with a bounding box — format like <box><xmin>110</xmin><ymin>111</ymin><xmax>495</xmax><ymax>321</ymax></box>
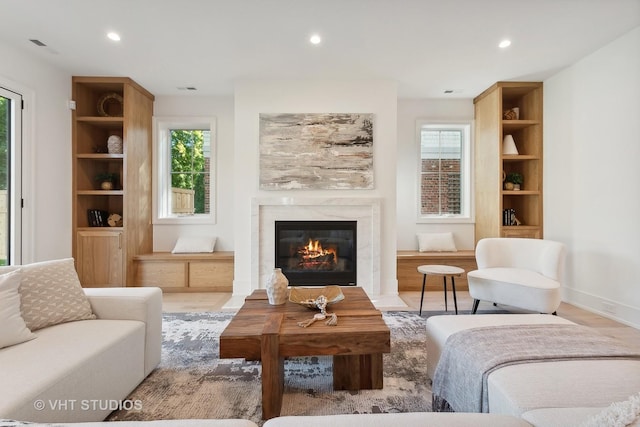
<box><xmin>432</xmin><ymin>324</ymin><xmax>640</xmax><ymax>413</ymax></box>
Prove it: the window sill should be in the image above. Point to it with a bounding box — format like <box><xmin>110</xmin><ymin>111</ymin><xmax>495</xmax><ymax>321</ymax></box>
<box><xmin>153</xmin><ymin>215</ymin><xmax>216</xmax><ymax>225</ymax></box>
<box><xmin>416</xmin><ymin>216</ymin><xmax>474</xmax><ymax>224</ymax></box>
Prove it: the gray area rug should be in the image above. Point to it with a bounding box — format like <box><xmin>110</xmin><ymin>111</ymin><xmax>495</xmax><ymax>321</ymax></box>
<box><xmin>107</xmin><ymin>311</ymin><xmax>432</xmax><ymax>424</ymax></box>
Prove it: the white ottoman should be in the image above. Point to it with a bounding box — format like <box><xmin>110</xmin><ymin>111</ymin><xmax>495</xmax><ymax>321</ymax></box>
<box><xmin>425</xmin><ymin>314</ymin><xmax>575</xmax><ymax>380</ymax></box>
<box><xmin>426</xmin><ymin>314</ymin><xmax>640</xmax><ymax>417</ymax></box>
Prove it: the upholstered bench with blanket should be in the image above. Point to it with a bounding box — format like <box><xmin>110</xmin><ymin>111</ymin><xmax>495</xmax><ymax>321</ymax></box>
<box><xmin>425</xmin><ymin>314</ymin><xmax>574</xmax><ymax>379</ymax></box>
<box><xmin>426</xmin><ymin>314</ymin><xmax>640</xmax><ymax>425</ymax></box>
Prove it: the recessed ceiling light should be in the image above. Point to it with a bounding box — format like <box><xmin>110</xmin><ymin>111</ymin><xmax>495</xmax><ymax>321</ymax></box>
<box><xmin>107</xmin><ymin>32</ymin><xmax>121</xmax><ymax>42</ymax></box>
<box><xmin>499</xmin><ymin>39</ymin><xmax>511</xmax><ymax>48</ymax></box>
<box><xmin>309</xmin><ymin>34</ymin><xmax>322</xmax><ymax>45</ymax></box>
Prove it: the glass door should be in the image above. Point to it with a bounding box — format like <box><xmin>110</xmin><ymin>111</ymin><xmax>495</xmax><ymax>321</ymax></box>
<box><xmin>0</xmin><ymin>87</ymin><xmax>22</xmax><ymax>265</ymax></box>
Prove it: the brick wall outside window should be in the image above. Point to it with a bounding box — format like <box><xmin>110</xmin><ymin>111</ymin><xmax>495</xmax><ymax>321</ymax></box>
<box><xmin>421</xmin><ymin>159</ymin><xmax>461</xmax><ymax>215</ymax></box>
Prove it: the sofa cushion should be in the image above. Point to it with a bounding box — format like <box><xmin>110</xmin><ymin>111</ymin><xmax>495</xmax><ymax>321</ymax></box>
<box><xmin>487</xmin><ymin>360</ymin><xmax>640</xmax><ymax>417</ymax></box>
<box><xmin>16</xmin><ymin>258</ymin><xmax>95</xmax><ymax>331</ymax></box>
<box><xmin>6</xmin><ymin>420</ymin><xmax>259</xmax><ymax>427</ymax></box>
<box><xmin>522</xmin><ymin>407</ymin><xmax>624</xmax><ymax>427</ymax></box>
<box><xmin>467</xmin><ymin>268</ymin><xmax>559</xmax><ymax>290</ymax></box>
<box><xmin>522</xmin><ymin>393</ymin><xmax>640</xmax><ymax>427</ymax></box>
<box><xmin>0</xmin><ymin>270</ymin><xmax>36</xmax><ymax>349</ymax></box>
<box><xmin>263</xmin><ymin>412</ymin><xmax>532</xmax><ymax>427</ymax></box>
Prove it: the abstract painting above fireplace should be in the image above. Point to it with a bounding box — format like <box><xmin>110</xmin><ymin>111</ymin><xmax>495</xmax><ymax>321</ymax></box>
<box><xmin>275</xmin><ymin>220</ymin><xmax>357</xmax><ymax>286</ymax></box>
<box><xmin>259</xmin><ymin>113</ymin><xmax>374</xmax><ymax>190</ymax></box>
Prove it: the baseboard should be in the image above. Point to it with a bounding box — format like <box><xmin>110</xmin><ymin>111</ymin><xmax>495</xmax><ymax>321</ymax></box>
<box><xmin>562</xmin><ymin>287</ymin><xmax>640</xmax><ymax>329</ymax></box>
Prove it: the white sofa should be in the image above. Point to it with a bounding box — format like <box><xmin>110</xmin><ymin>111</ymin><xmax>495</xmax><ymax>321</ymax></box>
<box><xmin>2</xmin><ymin>413</ymin><xmax>533</xmax><ymax>427</ymax></box>
<box><xmin>426</xmin><ymin>314</ymin><xmax>640</xmax><ymax>426</ymax></box>
<box><xmin>0</xmin><ymin>286</ymin><xmax>162</xmax><ymax>423</ymax></box>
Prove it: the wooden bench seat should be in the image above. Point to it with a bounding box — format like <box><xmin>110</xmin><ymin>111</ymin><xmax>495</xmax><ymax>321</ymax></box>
<box><xmin>133</xmin><ymin>251</ymin><xmax>234</xmax><ymax>292</ymax></box>
<box><xmin>397</xmin><ymin>250</ymin><xmax>476</xmax><ymax>292</ymax></box>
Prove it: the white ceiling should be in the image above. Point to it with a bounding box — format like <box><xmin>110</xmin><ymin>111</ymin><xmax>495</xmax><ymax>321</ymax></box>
<box><xmin>1</xmin><ymin>0</ymin><xmax>639</xmax><ymax>98</ymax></box>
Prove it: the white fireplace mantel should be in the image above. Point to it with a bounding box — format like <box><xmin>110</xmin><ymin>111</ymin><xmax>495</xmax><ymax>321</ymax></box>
<box><xmin>251</xmin><ymin>197</ymin><xmax>382</xmax><ymax>296</ymax></box>
<box><xmin>223</xmin><ymin>196</ymin><xmax>406</xmax><ymax>310</ymax></box>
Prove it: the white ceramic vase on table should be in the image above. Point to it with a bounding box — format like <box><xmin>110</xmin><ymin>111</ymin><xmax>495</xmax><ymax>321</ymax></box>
<box><xmin>266</xmin><ymin>268</ymin><xmax>289</xmax><ymax>305</ymax></box>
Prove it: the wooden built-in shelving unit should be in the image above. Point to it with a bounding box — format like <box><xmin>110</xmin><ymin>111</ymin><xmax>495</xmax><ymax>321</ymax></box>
<box><xmin>71</xmin><ymin>76</ymin><xmax>154</xmax><ymax>286</ymax></box>
<box><xmin>474</xmin><ymin>82</ymin><xmax>543</xmax><ymax>242</ymax></box>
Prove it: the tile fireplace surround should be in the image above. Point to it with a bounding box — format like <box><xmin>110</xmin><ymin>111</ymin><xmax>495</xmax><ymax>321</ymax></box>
<box><xmin>223</xmin><ymin>197</ymin><xmax>405</xmax><ymax>310</ymax></box>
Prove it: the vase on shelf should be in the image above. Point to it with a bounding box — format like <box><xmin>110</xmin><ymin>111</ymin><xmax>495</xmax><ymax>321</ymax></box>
<box><xmin>266</xmin><ymin>268</ymin><xmax>289</xmax><ymax>305</ymax></box>
<box><xmin>107</xmin><ymin>135</ymin><xmax>123</xmax><ymax>154</ymax></box>
<box><xmin>502</xmin><ymin>134</ymin><xmax>519</xmax><ymax>155</ymax></box>
<box><xmin>100</xmin><ymin>181</ymin><xmax>114</xmax><ymax>190</ymax></box>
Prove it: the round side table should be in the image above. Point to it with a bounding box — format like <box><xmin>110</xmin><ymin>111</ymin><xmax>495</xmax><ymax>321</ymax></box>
<box><xmin>417</xmin><ymin>264</ymin><xmax>465</xmax><ymax>315</ymax></box>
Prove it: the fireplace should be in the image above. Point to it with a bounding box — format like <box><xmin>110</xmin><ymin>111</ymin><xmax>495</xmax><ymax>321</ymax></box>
<box><xmin>275</xmin><ymin>220</ymin><xmax>357</xmax><ymax>286</ymax></box>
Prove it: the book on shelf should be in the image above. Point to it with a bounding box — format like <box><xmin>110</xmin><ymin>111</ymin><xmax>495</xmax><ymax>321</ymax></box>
<box><xmin>503</xmin><ymin>208</ymin><xmax>517</xmax><ymax>226</ymax></box>
<box><xmin>87</xmin><ymin>209</ymin><xmax>109</xmax><ymax>227</ymax></box>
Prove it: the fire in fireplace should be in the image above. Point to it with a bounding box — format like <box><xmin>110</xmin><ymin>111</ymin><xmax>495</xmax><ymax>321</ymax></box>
<box><xmin>275</xmin><ymin>220</ymin><xmax>357</xmax><ymax>286</ymax></box>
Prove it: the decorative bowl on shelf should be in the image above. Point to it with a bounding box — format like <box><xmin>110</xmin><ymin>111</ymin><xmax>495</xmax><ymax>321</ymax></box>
<box><xmin>289</xmin><ymin>285</ymin><xmax>345</xmax><ymax>309</ymax></box>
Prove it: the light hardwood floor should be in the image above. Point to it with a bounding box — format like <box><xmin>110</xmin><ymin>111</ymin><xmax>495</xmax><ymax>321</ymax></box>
<box><xmin>162</xmin><ymin>291</ymin><xmax>640</xmax><ymax>347</ymax></box>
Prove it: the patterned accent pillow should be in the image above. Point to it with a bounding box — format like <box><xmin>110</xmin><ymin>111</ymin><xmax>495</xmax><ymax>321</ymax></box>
<box><xmin>17</xmin><ymin>258</ymin><xmax>96</xmax><ymax>331</ymax></box>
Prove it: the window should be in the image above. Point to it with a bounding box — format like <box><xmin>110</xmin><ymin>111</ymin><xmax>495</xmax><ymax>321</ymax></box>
<box><xmin>154</xmin><ymin>117</ymin><xmax>216</xmax><ymax>224</ymax></box>
<box><xmin>0</xmin><ymin>87</ymin><xmax>22</xmax><ymax>264</ymax></box>
<box><xmin>417</xmin><ymin>121</ymin><xmax>472</xmax><ymax>222</ymax></box>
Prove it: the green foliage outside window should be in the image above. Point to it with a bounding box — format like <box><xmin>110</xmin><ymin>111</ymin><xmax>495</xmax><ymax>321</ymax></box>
<box><xmin>170</xmin><ymin>129</ymin><xmax>208</xmax><ymax>214</ymax></box>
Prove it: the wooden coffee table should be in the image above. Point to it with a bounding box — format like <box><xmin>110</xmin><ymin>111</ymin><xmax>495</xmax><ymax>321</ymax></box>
<box><xmin>219</xmin><ymin>286</ymin><xmax>391</xmax><ymax>420</ymax></box>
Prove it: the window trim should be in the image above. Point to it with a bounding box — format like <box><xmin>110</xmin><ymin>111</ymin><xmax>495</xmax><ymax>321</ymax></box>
<box><xmin>0</xmin><ymin>86</ymin><xmax>23</xmax><ymax>264</ymax></box>
<box><xmin>416</xmin><ymin>119</ymin><xmax>474</xmax><ymax>224</ymax></box>
<box><xmin>153</xmin><ymin>116</ymin><xmax>216</xmax><ymax>225</ymax></box>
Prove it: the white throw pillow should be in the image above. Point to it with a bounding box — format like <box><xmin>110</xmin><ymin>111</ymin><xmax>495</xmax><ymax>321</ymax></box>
<box><xmin>171</xmin><ymin>236</ymin><xmax>217</xmax><ymax>253</ymax></box>
<box><xmin>0</xmin><ymin>270</ymin><xmax>36</xmax><ymax>349</ymax></box>
<box><xmin>580</xmin><ymin>391</ymin><xmax>640</xmax><ymax>427</ymax></box>
<box><xmin>417</xmin><ymin>232</ymin><xmax>457</xmax><ymax>252</ymax></box>
<box><xmin>19</xmin><ymin>258</ymin><xmax>96</xmax><ymax>331</ymax></box>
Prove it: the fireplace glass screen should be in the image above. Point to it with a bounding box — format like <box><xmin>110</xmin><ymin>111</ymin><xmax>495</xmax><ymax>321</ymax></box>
<box><xmin>275</xmin><ymin>220</ymin><xmax>357</xmax><ymax>286</ymax></box>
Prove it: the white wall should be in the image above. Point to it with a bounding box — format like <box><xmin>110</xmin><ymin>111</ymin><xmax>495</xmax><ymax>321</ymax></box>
<box><xmin>152</xmin><ymin>95</ymin><xmax>235</xmax><ymax>251</ymax></box>
<box><xmin>396</xmin><ymin>98</ymin><xmax>475</xmax><ymax>250</ymax></box>
<box><xmin>544</xmin><ymin>26</ymin><xmax>640</xmax><ymax>327</ymax></box>
<box><xmin>0</xmin><ymin>42</ymin><xmax>71</xmax><ymax>263</ymax></box>
<box><xmin>233</xmin><ymin>80</ymin><xmax>398</xmax><ymax>298</ymax></box>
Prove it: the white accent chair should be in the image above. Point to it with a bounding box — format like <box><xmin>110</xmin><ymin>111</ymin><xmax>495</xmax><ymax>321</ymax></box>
<box><xmin>467</xmin><ymin>238</ymin><xmax>566</xmax><ymax>314</ymax></box>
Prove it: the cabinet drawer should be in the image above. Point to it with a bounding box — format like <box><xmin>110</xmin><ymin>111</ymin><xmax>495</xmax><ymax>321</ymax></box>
<box><xmin>137</xmin><ymin>262</ymin><xmax>187</xmax><ymax>287</ymax></box>
<box><xmin>190</xmin><ymin>261</ymin><xmax>233</xmax><ymax>289</ymax></box>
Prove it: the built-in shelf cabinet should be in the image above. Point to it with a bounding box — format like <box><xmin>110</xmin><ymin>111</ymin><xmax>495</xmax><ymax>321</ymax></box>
<box><xmin>71</xmin><ymin>76</ymin><xmax>154</xmax><ymax>286</ymax></box>
<box><xmin>474</xmin><ymin>82</ymin><xmax>543</xmax><ymax>242</ymax></box>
